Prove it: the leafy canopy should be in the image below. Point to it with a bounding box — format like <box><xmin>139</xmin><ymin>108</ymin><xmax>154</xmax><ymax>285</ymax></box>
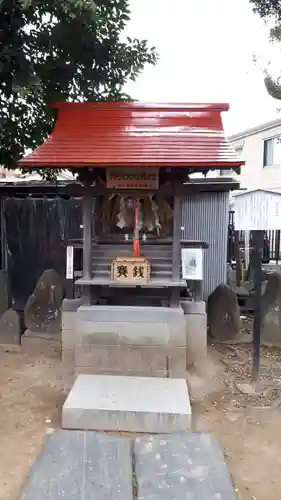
<box><xmin>251</xmin><ymin>0</ymin><xmax>281</xmax><ymax>99</ymax></box>
<box><xmin>0</xmin><ymin>0</ymin><xmax>157</xmax><ymax>178</ymax></box>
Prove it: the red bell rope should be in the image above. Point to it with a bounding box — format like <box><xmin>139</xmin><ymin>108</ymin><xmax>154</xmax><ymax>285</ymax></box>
<box><xmin>133</xmin><ymin>198</ymin><xmax>140</xmax><ymax>258</ymax></box>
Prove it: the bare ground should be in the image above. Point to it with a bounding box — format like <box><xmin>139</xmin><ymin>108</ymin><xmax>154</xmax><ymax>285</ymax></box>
<box><xmin>1</xmin><ymin>343</ymin><xmax>281</xmax><ymax>500</ymax></box>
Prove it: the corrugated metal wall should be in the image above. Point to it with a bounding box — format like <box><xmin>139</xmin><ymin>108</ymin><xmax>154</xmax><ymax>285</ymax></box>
<box><xmin>182</xmin><ymin>191</ymin><xmax>229</xmax><ymax>299</ymax></box>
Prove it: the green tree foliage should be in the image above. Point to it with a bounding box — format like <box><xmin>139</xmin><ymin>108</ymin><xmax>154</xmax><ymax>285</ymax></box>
<box><xmin>251</xmin><ymin>0</ymin><xmax>281</xmax><ymax>19</ymax></box>
<box><xmin>0</xmin><ymin>0</ymin><xmax>157</xmax><ymax>178</ymax></box>
<box><xmin>251</xmin><ymin>0</ymin><xmax>281</xmax><ymax>99</ymax></box>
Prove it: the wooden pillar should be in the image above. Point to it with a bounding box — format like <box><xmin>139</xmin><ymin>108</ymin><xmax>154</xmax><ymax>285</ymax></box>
<box><xmin>172</xmin><ymin>190</ymin><xmax>182</xmax><ymax>281</ymax></box>
<box><xmin>82</xmin><ymin>185</ymin><xmax>92</xmax><ymax>303</ymax></box>
<box><xmin>171</xmin><ymin>185</ymin><xmax>182</xmax><ymax>306</ymax></box>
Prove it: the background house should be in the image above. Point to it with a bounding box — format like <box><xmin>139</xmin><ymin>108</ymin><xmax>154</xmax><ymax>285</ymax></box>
<box><xmin>223</xmin><ymin>118</ymin><xmax>281</xmax><ymax>191</ymax></box>
<box><xmin>223</xmin><ymin>120</ymin><xmax>281</xmax><ymax>264</ymax></box>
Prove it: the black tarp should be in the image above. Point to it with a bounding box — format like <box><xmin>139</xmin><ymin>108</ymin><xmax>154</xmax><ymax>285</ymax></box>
<box><xmin>4</xmin><ymin>198</ymin><xmax>82</xmax><ymax>310</ymax></box>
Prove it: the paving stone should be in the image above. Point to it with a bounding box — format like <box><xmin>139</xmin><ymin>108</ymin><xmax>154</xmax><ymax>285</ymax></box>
<box><xmin>20</xmin><ymin>430</ymin><xmax>133</xmax><ymax>500</ymax></box>
<box><xmin>62</xmin><ymin>374</ymin><xmax>191</xmax><ymax>433</ymax></box>
<box><xmin>19</xmin><ymin>430</ymin><xmax>236</xmax><ymax>500</ymax></box>
<box><xmin>134</xmin><ymin>433</ymin><xmax>237</xmax><ymax>500</ymax></box>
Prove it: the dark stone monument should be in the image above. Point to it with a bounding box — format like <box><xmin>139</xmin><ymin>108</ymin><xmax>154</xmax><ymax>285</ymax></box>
<box><xmin>24</xmin><ymin>269</ymin><xmax>64</xmax><ymax>334</ymax></box>
<box><xmin>134</xmin><ymin>433</ymin><xmax>237</xmax><ymax>499</ymax></box>
<box><xmin>207</xmin><ymin>283</ymin><xmax>240</xmax><ymax>341</ymax></box>
<box><xmin>0</xmin><ymin>308</ymin><xmax>21</xmax><ymax>345</ymax></box>
<box><xmin>261</xmin><ymin>271</ymin><xmax>281</xmax><ymax>343</ymax></box>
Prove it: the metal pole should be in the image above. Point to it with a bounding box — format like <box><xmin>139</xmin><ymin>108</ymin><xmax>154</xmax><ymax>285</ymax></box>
<box><xmin>276</xmin><ymin>230</ymin><xmax>280</xmax><ymax>265</ymax></box>
<box><xmin>252</xmin><ymin>230</ymin><xmax>264</xmax><ymax>383</ymax></box>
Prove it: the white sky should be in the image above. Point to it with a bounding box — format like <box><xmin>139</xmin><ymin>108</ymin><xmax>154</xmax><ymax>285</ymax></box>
<box><xmin>124</xmin><ymin>0</ymin><xmax>281</xmax><ymax>135</ymax></box>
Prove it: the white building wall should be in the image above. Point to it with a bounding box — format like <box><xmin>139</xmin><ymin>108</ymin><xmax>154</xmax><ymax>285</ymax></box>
<box><xmin>229</xmin><ymin>122</ymin><xmax>281</xmax><ymax>190</ymax></box>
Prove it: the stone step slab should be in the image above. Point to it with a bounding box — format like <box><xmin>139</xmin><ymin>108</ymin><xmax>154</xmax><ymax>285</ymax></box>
<box><xmin>19</xmin><ymin>431</ymin><xmax>237</xmax><ymax>500</ymax></box>
<box><xmin>20</xmin><ymin>430</ymin><xmax>133</xmax><ymax>500</ymax></box>
<box><xmin>62</xmin><ymin>374</ymin><xmax>191</xmax><ymax>433</ymax></box>
<box><xmin>134</xmin><ymin>433</ymin><xmax>238</xmax><ymax>500</ymax></box>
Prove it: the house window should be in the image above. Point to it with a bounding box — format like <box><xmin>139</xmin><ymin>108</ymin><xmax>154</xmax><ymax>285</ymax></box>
<box><xmin>263</xmin><ymin>136</ymin><xmax>281</xmax><ymax>167</ymax></box>
<box><xmin>220</xmin><ymin>169</ymin><xmax>233</xmax><ymax>177</ymax></box>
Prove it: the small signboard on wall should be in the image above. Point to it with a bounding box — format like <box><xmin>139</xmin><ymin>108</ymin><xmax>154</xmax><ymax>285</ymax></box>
<box><xmin>234</xmin><ymin>188</ymin><xmax>281</xmax><ymax>230</ymax></box>
<box><xmin>106</xmin><ymin>168</ymin><xmax>159</xmax><ymax>189</ymax></box>
<box><xmin>66</xmin><ymin>245</ymin><xmax>74</xmax><ymax>280</ymax></box>
<box><xmin>181</xmin><ymin>248</ymin><xmax>203</xmax><ymax>281</ymax></box>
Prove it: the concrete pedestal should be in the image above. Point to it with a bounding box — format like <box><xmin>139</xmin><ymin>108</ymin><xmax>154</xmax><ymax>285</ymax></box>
<box><xmin>181</xmin><ymin>300</ymin><xmax>207</xmax><ymax>367</ymax></box>
<box><xmin>62</xmin><ymin>374</ymin><xmax>191</xmax><ymax>433</ymax></box>
<box><xmin>62</xmin><ymin>303</ymin><xmax>186</xmax><ymax>379</ymax></box>
<box><xmin>61</xmin><ymin>298</ymin><xmax>83</xmax><ymax>375</ymax></box>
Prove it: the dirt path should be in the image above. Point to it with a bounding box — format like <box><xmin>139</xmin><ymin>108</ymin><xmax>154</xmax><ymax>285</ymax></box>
<box><xmin>1</xmin><ymin>344</ymin><xmax>281</xmax><ymax>500</ymax></box>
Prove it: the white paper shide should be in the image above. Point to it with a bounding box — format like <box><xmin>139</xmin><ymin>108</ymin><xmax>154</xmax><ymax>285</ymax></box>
<box><xmin>181</xmin><ymin>248</ymin><xmax>203</xmax><ymax>281</ymax></box>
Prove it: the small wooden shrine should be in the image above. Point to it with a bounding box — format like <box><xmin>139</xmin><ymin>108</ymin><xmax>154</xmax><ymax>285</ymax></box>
<box><xmin>19</xmin><ymin>102</ymin><xmax>243</xmax><ymax>307</ymax></box>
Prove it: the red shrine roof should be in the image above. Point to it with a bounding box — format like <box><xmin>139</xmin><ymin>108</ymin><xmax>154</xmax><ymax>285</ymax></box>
<box><xmin>19</xmin><ymin>102</ymin><xmax>243</xmax><ymax>168</ymax></box>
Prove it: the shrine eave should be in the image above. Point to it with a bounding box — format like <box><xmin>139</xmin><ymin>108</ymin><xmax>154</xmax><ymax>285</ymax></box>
<box><xmin>18</xmin><ymin>161</ymin><xmax>243</xmax><ymax>168</ymax></box>
<box><xmin>18</xmin><ymin>101</ymin><xmax>244</xmax><ymax>169</ymax></box>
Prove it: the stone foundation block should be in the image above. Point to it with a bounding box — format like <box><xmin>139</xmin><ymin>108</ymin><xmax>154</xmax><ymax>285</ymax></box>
<box><xmin>185</xmin><ymin>313</ymin><xmax>207</xmax><ymax>366</ymax></box>
<box><xmin>62</xmin><ymin>328</ymin><xmax>77</xmax><ymax>350</ymax></box>
<box><xmin>181</xmin><ymin>300</ymin><xmax>206</xmax><ymax>315</ymax></box>
<box><xmin>168</xmin><ymin>347</ymin><xmax>187</xmax><ymax>377</ymax></box>
<box><xmin>62</xmin><ymin>298</ymin><xmax>84</xmax><ymax>312</ymax></box>
<box><xmin>77</xmin><ymin>305</ymin><xmax>184</xmax><ymax>324</ymax></box>
<box><xmin>77</xmin><ymin>321</ymin><xmax>173</xmax><ymax>346</ymax></box>
<box><xmin>75</xmin><ymin>344</ymin><xmax>186</xmax><ymax>378</ymax></box>
<box><xmin>61</xmin><ymin>349</ymin><xmax>75</xmax><ymax>369</ymax></box>
<box><xmin>64</xmin><ymin>306</ymin><xmax>186</xmax><ymax>378</ymax></box>
<box><xmin>62</xmin><ymin>311</ymin><xmax>78</xmax><ymax>332</ymax></box>
<box><xmin>75</xmin><ymin>345</ymin><xmax>166</xmax><ymax>371</ymax></box>
<box><xmin>61</xmin><ymin>299</ymin><xmax>83</xmax><ymax>362</ymax></box>
<box><xmin>76</xmin><ymin>306</ymin><xmax>186</xmax><ymax>347</ymax></box>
